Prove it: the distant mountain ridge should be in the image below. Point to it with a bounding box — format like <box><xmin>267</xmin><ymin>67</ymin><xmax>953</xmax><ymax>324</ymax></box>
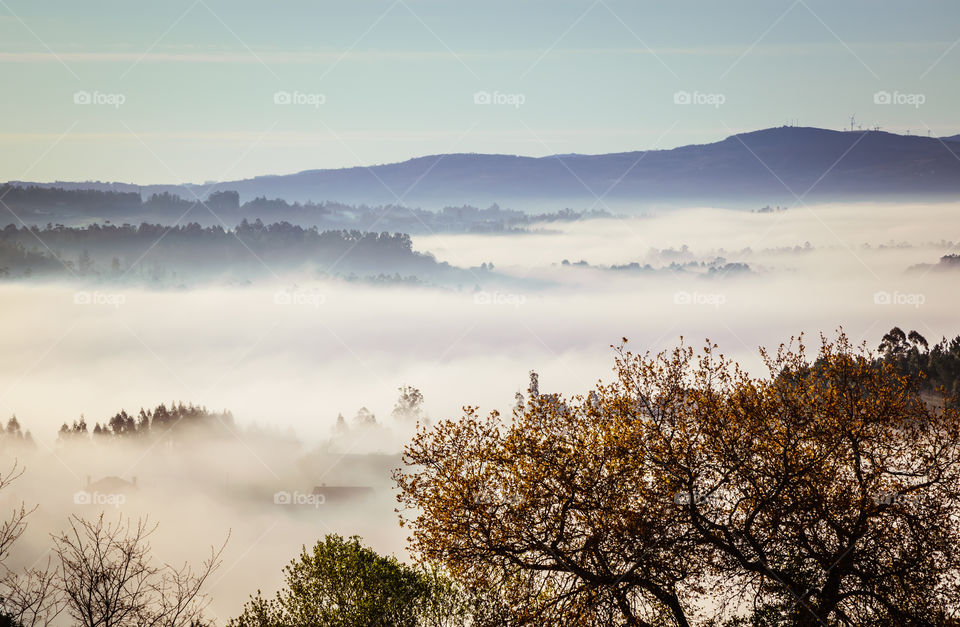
<box><xmin>10</xmin><ymin>126</ymin><xmax>960</xmax><ymax>210</ymax></box>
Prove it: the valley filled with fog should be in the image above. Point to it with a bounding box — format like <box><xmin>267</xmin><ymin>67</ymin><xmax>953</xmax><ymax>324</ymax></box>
<box><xmin>1</xmin><ymin>201</ymin><xmax>958</xmax><ymax>621</ymax></box>
<box><xmin>5</xmin><ymin>0</ymin><xmax>960</xmax><ymax>622</ymax></box>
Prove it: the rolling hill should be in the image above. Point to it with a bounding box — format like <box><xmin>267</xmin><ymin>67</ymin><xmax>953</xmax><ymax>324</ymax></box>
<box><xmin>11</xmin><ymin>126</ymin><xmax>960</xmax><ymax>211</ymax></box>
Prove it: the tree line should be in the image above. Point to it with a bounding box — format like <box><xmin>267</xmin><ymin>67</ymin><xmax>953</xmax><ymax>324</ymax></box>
<box><xmin>0</xmin><ymin>185</ymin><xmax>610</xmax><ymax>234</ymax></box>
<box><xmin>877</xmin><ymin>326</ymin><xmax>960</xmax><ymax>401</ymax></box>
<box><xmin>0</xmin><ymin>221</ymin><xmax>442</xmax><ymax>281</ymax></box>
<box><xmin>7</xmin><ymin>385</ymin><xmax>430</xmax><ymax>450</ymax></box>
<box><xmin>55</xmin><ymin>403</ymin><xmax>235</xmax><ymax>444</ymax></box>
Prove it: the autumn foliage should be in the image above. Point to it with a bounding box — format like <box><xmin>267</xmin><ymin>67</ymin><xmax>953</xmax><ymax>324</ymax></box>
<box><xmin>396</xmin><ymin>333</ymin><xmax>960</xmax><ymax>626</ymax></box>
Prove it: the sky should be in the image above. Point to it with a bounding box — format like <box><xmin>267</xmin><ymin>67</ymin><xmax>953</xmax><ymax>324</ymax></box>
<box><xmin>0</xmin><ymin>0</ymin><xmax>958</xmax><ymax>184</ymax></box>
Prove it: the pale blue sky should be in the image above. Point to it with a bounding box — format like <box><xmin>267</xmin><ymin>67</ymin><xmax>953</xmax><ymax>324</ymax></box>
<box><xmin>1</xmin><ymin>0</ymin><xmax>958</xmax><ymax>184</ymax></box>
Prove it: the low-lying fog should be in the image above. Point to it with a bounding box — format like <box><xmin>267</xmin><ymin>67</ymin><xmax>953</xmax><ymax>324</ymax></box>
<box><xmin>1</xmin><ymin>202</ymin><xmax>957</xmax><ymax>622</ymax></box>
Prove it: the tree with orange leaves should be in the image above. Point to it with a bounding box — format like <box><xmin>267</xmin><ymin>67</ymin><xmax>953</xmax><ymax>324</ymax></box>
<box><xmin>396</xmin><ymin>332</ymin><xmax>960</xmax><ymax>625</ymax></box>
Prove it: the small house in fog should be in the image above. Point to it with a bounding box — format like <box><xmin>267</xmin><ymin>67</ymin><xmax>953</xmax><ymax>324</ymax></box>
<box><xmin>311</xmin><ymin>484</ymin><xmax>374</xmax><ymax>504</ymax></box>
